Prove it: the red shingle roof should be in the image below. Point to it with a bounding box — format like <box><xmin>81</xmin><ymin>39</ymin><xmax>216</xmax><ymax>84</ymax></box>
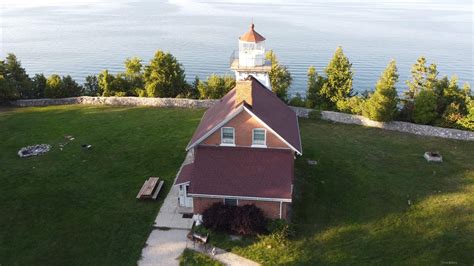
<box><xmin>239</xmin><ymin>23</ymin><xmax>266</xmax><ymax>43</ymax></box>
<box><xmin>186</xmin><ymin>77</ymin><xmax>302</xmax><ymax>154</ymax></box>
<box><xmin>175</xmin><ymin>163</ymin><xmax>193</xmax><ymax>185</ymax></box>
<box><xmin>188</xmin><ymin>146</ymin><xmax>293</xmax><ymax>199</ymax></box>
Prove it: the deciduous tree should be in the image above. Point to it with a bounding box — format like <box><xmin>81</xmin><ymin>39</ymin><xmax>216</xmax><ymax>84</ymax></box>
<box><xmin>266</xmin><ymin>50</ymin><xmax>292</xmax><ymax>102</ymax></box>
<box><xmin>144</xmin><ymin>50</ymin><xmax>186</xmax><ymax>97</ymax></box>
<box><xmin>198</xmin><ymin>74</ymin><xmax>235</xmax><ymax>99</ymax></box>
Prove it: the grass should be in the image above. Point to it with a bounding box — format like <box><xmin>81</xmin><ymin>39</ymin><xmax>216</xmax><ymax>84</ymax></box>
<box><xmin>211</xmin><ymin>119</ymin><xmax>474</xmax><ymax>265</ymax></box>
<box><xmin>0</xmin><ymin>105</ymin><xmax>204</xmax><ymax>265</ymax></box>
<box><xmin>0</xmin><ymin>105</ymin><xmax>473</xmax><ymax>265</ymax></box>
<box><xmin>179</xmin><ymin>249</ymin><xmax>223</xmax><ymax>266</ymax></box>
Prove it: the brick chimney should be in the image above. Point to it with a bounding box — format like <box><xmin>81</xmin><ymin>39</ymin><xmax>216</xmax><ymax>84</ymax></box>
<box><xmin>235</xmin><ymin>79</ymin><xmax>253</xmax><ymax>106</ymax></box>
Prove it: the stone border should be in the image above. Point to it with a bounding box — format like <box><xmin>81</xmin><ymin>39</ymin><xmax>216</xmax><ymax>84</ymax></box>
<box><xmin>291</xmin><ymin>107</ymin><xmax>474</xmax><ymax>141</ymax></box>
<box><xmin>10</xmin><ymin>96</ymin><xmax>218</xmax><ymax>109</ymax></box>
<box><xmin>10</xmin><ymin>98</ymin><xmax>473</xmax><ymax>141</ymax></box>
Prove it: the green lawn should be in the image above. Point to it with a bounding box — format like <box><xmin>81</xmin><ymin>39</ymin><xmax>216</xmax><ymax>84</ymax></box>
<box><xmin>219</xmin><ymin>119</ymin><xmax>474</xmax><ymax>265</ymax></box>
<box><xmin>1</xmin><ymin>105</ymin><xmax>473</xmax><ymax>265</ymax></box>
<box><xmin>0</xmin><ymin>105</ymin><xmax>204</xmax><ymax>265</ymax></box>
<box><xmin>179</xmin><ymin>249</ymin><xmax>223</xmax><ymax>266</ymax></box>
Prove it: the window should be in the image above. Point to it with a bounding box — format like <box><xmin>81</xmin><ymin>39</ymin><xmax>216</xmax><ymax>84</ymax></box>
<box><xmin>221</xmin><ymin>127</ymin><xmax>235</xmax><ymax>145</ymax></box>
<box><xmin>252</xmin><ymin>128</ymin><xmax>266</xmax><ymax>146</ymax></box>
<box><xmin>224</xmin><ymin>198</ymin><xmax>238</xmax><ymax>206</ymax></box>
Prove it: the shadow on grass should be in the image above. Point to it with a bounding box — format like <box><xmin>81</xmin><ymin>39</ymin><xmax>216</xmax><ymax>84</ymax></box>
<box><xmin>229</xmin><ymin>119</ymin><xmax>474</xmax><ymax>265</ymax></box>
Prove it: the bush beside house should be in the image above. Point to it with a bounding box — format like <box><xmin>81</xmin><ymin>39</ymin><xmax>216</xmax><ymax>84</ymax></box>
<box><xmin>202</xmin><ymin>203</ymin><xmax>267</xmax><ymax>235</ymax></box>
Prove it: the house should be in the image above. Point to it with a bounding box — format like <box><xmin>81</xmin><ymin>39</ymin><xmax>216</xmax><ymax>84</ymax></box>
<box><xmin>174</xmin><ymin>24</ymin><xmax>302</xmax><ymax>220</ymax></box>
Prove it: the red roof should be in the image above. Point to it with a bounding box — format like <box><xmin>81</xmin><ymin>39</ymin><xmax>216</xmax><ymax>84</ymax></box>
<box><xmin>187</xmin><ymin>146</ymin><xmax>293</xmax><ymax>199</ymax></box>
<box><xmin>239</xmin><ymin>23</ymin><xmax>266</xmax><ymax>43</ymax></box>
<box><xmin>175</xmin><ymin>163</ymin><xmax>193</xmax><ymax>185</ymax></box>
<box><xmin>186</xmin><ymin>77</ymin><xmax>302</xmax><ymax>154</ymax></box>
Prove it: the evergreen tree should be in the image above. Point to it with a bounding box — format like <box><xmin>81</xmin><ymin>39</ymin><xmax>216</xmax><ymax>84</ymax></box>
<box><xmin>83</xmin><ymin>75</ymin><xmax>101</xmax><ymax>96</ymax></box>
<box><xmin>31</xmin><ymin>74</ymin><xmax>47</xmax><ymax>98</ymax></box>
<box><xmin>98</xmin><ymin>70</ymin><xmax>114</xmax><ymax>96</ymax></box>
<box><xmin>306</xmin><ymin>66</ymin><xmax>326</xmax><ymax>108</ymax></box>
<box><xmin>413</xmin><ymin>89</ymin><xmax>438</xmax><ymax>124</ymax></box>
<box><xmin>363</xmin><ymin>60</ymin><xmax>399</xmax><ymax>121</ymax></box>
<box><xmin>124</xmin><ymin>57</ymin><xmax>144</xmax><ymax>94</ymax></box>
<box><xmin>402</xmin><ymin>57</ymin><xmax>438</xmax><ymax>121</ymax></box>
<box><xmin>185</xmin><ymin>76</ymin><xmax>200</xmax><ymax>99</ymax></box>
<box><xmin>405</xmin><ymin>57</ymin><xmax>427</xmax><ymax>100</ymax></box>
<box><xmin>320</xmin><ymin>47</ymin><xmax>354</xmax><ymax>109</ymax></box>
<box><xmin>61</xmin><ymin>75</ymin><xmax>83</xmax><ymax>97</ymax></box>
<box><xmin>2</xmin><ymin>53</ymin><xmax>32</xmax><ymax>99</ymax></box>
<box><xmin>0</xmin><ymin>74</ymin><xmax>18</xmax><ymax>101</ymax></box>
<box><xmin>144</xmin><ymin>50</ymin><xmax>186</xmax><ymax>97</ymax></box>
<box><xmin>266</xmin><ymin>50</ymin><xmax>292</xmax><ymax>102</ymax></box>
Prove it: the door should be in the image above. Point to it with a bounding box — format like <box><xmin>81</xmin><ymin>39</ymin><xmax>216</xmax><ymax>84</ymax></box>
<box><xmin>179</xmin><ymin>184</ymin><xmax>193</xmax><ymax>208</ymax></box>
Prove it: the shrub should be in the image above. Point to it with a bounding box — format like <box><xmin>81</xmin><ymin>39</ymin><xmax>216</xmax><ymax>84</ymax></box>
<box><xmin>202</xmin><ymin>203</ymin><xmax>235</xmax><ymax>233</ymax></box>
<box><xmin>231</xmin><ymin>205</ymin><xmax>267</xmax><ymax>235</ymax></box>
<box><xmin>266</xmin><ymin>219</ymin><xmax>294</xmax><ymax>244</ymax></box>
<box><xmin>413</xmin><ymin>90</ymin><xmax>438</xmax><ymax>124</ymax></box>
<box><xmin>336</xmin><ymin>96</ymin><xmax>365</xmax><ymax>115</ymax></box>
<box><xmin>439</xmin><ymin>102</ymin><xmax>464</xmax><ymax>128</ymax></box>
<box><xmin>202</xmin><ymin>203</ymin><xmax>267</xmax><ymax>235</ymax></box>
<box><xmin>288</xmin><ymin>93</ymin><xmax>306</xmax><ymax>107</ymax></box>
<box><xmin>136</xmin><ymin>89</ymin><xmax>147</xmax><ymax>97</ymax></box>
<box><xmin>308</xmin><ymin>110</ymin><xmax>321</xmax><ymax>120</ymax></box>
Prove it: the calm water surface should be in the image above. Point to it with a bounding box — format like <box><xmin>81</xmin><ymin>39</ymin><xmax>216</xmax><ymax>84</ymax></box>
<box><xmin>1</xmin><ymin>0</ymin><xmax>473</xmax><ymax>95</ymax></box>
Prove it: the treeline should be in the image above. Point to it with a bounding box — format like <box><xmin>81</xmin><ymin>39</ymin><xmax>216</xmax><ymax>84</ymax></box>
<box><xmin>0</xmin><ymin>51</ymin><xmax>239</xmax><ymax>102</ymax></box>
<box><xmin>289</xmin><ymin>47</ymin><xmax>473</xmax><ymax>131</ymax></box>
<box><xmin>1</xmin><ymin>48</ymin><xmax>472</xmax><ymax>131</ymax></box>
<box><xmin>0</xmin><ymin>50</ymin><xmax>292</xmax><ymax>102</ymax></box>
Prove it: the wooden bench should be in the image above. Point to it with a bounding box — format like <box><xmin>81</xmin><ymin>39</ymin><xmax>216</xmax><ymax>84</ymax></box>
<box><xmin>136</xmin><ymin>177</ymin><xmax>164</xmax><ymax>200</ymax></box>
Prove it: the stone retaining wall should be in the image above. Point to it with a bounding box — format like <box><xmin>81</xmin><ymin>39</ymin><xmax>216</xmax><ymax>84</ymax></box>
<box><xmin>291</xmin><ymin>106</ymin><xmax>473</xmax><ymax>141</ymax></box>
<box><xmin>11</xmin><ymin>98</ymin><xmax>473</xmax><ymax>141</ymax></box>
<box><xmin>10</xmin><ymin>96</ymin><xmax>218</xmax><ymax>109</ymax></box>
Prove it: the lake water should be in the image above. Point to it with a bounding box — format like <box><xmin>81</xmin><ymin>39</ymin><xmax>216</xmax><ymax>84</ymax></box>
<box><xmin>1</xmin><ymin>0</ymin><xmax>473</xmax><ymax>95</ymax></box>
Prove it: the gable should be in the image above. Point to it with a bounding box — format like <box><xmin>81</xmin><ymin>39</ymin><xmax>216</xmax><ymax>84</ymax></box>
<box><xmin>186</xmin><ymin>76</ymin><xmax>302</xmax><ymax>155</ymax></box>
<box><xmin>202</xmin><ymin>110</ymin><xmax>289</xmax><ymax>149</ymax></box>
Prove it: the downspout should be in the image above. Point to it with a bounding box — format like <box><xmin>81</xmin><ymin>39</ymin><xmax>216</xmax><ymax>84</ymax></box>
<box><xmin>279</xmin><ymin>201</ymin><xmax>282</xmax><ymax>219</ymax></box>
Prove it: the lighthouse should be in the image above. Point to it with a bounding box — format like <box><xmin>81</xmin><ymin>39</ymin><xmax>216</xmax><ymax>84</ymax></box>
<box><xmin>230</xmin><ymin>23</ymin><xmax>272</xmax><ymax>89</ymax></box>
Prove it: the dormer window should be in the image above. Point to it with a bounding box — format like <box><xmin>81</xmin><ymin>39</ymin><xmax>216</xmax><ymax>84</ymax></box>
<box><xmin>221</xmin><ymin>127</ymin><xmax>235</xmax><ymax>145</ymax></box>
<box><xmin>252</xmin><ymin>128</ymin><xmax>266</xmax><ymax>147</ymax></box>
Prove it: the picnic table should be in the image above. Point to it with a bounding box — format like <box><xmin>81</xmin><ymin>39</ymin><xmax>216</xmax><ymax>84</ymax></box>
<box><xmin>136</xmin><ymin>177</ymin><xmax>164</xmax><ymax>200</ymax></box>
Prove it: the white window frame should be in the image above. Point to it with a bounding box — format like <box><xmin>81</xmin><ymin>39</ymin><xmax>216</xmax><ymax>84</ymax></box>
<box><xmin>251</xmin><ymin>128</ymin><xmax>267</xmax><ymax>147</ymax></box>
<box><xmin>220</xmin><ymin>127</ymin><xmax>235</xmax><ymax>146</ymax></box>
<box><xmin>223</xmin><ymin>198</ymin><xmax>238</xmax><ymax>206</ymax></box>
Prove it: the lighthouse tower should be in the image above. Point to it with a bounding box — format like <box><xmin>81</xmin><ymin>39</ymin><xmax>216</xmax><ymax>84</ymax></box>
<box><xmin>230</xmin><ymin>23</ymin><xmax>272</xmax><ymax>89</ymax></box>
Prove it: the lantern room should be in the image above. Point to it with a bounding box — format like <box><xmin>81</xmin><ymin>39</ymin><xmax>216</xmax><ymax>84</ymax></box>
<box><xmin>230</xmin><ymin>23</ymin><xmax>272</xmax><ymax>89</ymax></box>
<box><xmin>238</xmin><ymin>23</ymin><xmax>266</xmax><ymax>67</ymax></box>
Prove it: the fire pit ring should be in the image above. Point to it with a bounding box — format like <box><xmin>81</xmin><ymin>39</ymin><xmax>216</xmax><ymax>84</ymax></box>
<box><xmin>18</xmin><ymin>144</ymin><xmax>51</xmax><ymax>158</ymax></box>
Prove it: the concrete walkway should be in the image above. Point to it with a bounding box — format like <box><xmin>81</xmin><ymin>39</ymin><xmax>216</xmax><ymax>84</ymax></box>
<box><xmin>153</xmin><ymin>185</ymin><xmax>194</xmax><ymax>229</ymax></box>
<box><xmin>138</xmin><ymin>228</ymin><xmax>189</xmax><ymax>266</ymax></box>
<box><xmin>138</xmin><ymin>149</ymin><xmax>259</xmax><ymax>266</ymax></box>
<box><xmin>138</xmin><ymin>184</ymin><xmax>193</xmax><ymax>266</ymax></box>
<box><xmin>138</xmin><ymin>152</ymin><xmax>194</xmax><ymax>266</ymax></box>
